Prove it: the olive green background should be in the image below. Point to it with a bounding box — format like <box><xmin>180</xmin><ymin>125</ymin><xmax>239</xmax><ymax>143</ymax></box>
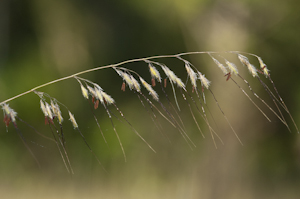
<box><xmin>1</xmin><ymin>0</ymin><xmax>300</xmax><ymax>198</ymax></box>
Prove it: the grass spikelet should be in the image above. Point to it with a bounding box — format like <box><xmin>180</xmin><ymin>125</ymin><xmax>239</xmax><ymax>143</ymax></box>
<box><xmin>198</xmin><ymin>72</ymin><xmax>211</xmax><ymax>90</ymax></box>
<box><xmin>257</xmin><ymin>56</ymin><xmax>270</xmax><ymax>77</ymax></box>
<box><xmin>87</xmin><ymin>85</ymin><xmax>97</xmax><ymax>97</ymax></box>
<box><xmin>2</xmin><ymin>103</ymin><xmax>17</xmax><ymax>123</ymax></box>
<box><xmin>148</xmin><ymin>62</ymin><xmax>162</xmax><ymax>84</ymax></box>
<box><xmin>80</xmin><ymin>84</ymin><xmax>89</xmax><ymax>99</ymax></box>
<box><xmin>185</xmin><ymin>62</ymin><xmax>198</xmax><ymax>89</ymax></box>
<box><xmin>94</xmin><ymin>85</ymin><xmax>105</xmax><ymax>104</ymax></box>
<box><xmin>161</xmin><ymin>65</ymin><xmax>185</xmax><ymax>89</ymax></box>
<box><xmin>238</xmin><ymin>54</ymin><xmax>258</xmax><ymax>77</ymax></box>
<box><xmin>101</xmin><ymin>90</ymin><xmax>115</xmax><ymax>105</ymax></box>
<box><xmin>40</xmin><ymin>100</ymin><xmax>48</xmax><ymax>117</ymax></box>
<box><xmin>114</xmin><ymin>68</ymin><xmax>134</xmax><ymax>90</ymax></box>
<box><xmin>140</xmin><ymin>77</ymin><xmax>159</xmax><ymax>101</ymax></box>
<box><xmin>130</xmin><ymin>75</ymin><xmax>141</xmax><ymax>92</ymax></box>
<box><xmin>51</xmin><ymin>101</ymin><xmax>63</xmax><ymax>124</ymax></box>
<box><xmin>210</xmin><ymin>56</ymin><xmax>228</xmax><ymax>75</ymax></box>
<box><xmin>69</xmin><ymin>111</ymin><xmax>78</xmax><ymax>129</ymax></box>
<box><xmin>237</xmin><ymin>54</ymin><xmax>250</xmax><ymax>66</ymax></box>
<box><xmin>45</xmin><ymin>102</ymin><xmax>53</xmax><ymax>120</ymax></box>
<box><xmin>225</xmin><ymin>59</ymin><xmax>239</xmax><ymax>75</ymax></box>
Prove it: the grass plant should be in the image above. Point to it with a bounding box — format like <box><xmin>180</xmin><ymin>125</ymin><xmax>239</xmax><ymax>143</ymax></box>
<box><xmin>1</xmin><ymin>51</ymin><xmax>298</xmax><ymax>173</ymax></box>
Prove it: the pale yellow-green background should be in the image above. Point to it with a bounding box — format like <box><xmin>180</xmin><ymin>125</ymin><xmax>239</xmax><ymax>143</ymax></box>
<box><xmin>1</xmin><ymin>0</ymin><xmax>300</xmax><ymax>198</ymax></box>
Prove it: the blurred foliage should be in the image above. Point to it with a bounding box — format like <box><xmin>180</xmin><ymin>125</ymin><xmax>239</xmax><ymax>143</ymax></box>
<box><xmin>1</xmin><ymin>0</ymin><xmax>300</xmax><ymax>198</ymax></box>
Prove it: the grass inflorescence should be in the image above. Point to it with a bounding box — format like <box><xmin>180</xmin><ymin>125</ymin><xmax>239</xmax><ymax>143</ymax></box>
<box><xmin>1</xmin><ymin>51</ymin><xmax>298</xmax><ymax>173</ymax></box>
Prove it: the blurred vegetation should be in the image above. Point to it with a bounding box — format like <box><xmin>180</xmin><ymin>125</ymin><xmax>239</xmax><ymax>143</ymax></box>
<box><xmin>1</xmin><ymin>0</ymin><xmax>300</xmax><ymax>198</ymax></box>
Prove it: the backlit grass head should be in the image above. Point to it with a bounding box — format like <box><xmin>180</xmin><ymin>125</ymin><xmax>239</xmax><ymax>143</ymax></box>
<box><xmin>1</xmin><ymin>51</ymin><xmax>298</xmax><ymax>173</ymax></box>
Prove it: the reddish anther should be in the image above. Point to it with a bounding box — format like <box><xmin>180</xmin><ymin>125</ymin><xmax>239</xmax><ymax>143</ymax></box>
<box><xmin>3</xmin><ymin>115</ymin><xmax>11</xmax><ymax>127</ymax></box>
<box><xmin>225</xmin><ymin>73</ymin><xmax>231</xmax><ymax>81</ymax></box>
<box><xmin>151</xmin><ymin>78</ymin><xmax>156</xmax><ymax>87</ymax></box>
<box><xmin>94</xmin><ymin>100</ymin><xmax>99</xmax><ymax>109</ymax></box>
<box><xmin>121</xmin><ymin>82</ymin><xmax>126</xmax><ymax>91</ymax></box>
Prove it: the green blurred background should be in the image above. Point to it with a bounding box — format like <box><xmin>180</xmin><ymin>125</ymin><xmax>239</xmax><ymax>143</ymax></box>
<box><xmin>1</xmin><ymin>0</ymin><xmax>300</xmax><ymax>198</ymax></box>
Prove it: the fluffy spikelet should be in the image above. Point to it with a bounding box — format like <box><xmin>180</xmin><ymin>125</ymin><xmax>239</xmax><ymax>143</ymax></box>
<box><xmin>114</xmin><ymin>68</ymin><xmax>134</xmax><ymax>90</ymax></box>
<box><xmin>10</xmin><ymin>110</ymin><xmax>17</xmax><ymax>123</ymax></box>
<box><xmin>225</xmin><ymin>59</ymin><xmax>239</xmax><ymax>75</ymax></box>
<box><xmin>80</xmin><ymin>85</ymin><xmax>89</xmax><ymax>99</ymax></box>
<box><xmin>68</xmin><ymin>111</ymin><xmax>78</xmax><ymax>129</ymax></box>
<box><xmin>212</xmin><ymin>57</ymin><xmax>228</xmax><ymax>75</ymax></box>
<box><xmin>87</xmin><ymin>85</ymin><xmax>96</xmax><ymax>97</ymax></box>
<box><xmin>123</xmin><ymin>73</ymin><xmax>134</xmax><ymax>90</ymax></box>
<box><xmin>2</xmin><ymin>103</ymin><xmax>12</xmax><ymax>115</ymax></box>
<box><xmin>56</xmin><ymin>107</ymin><xmax>63</xmax><ymax>124</ymax></box>
<box><xmin>238</xmin><ymin>54</ymin><xmax>258</xmax><ymax>77</ymax></box>
<box><xmin>174</xmin><ymin>76</ymin><xmax>185</xmax><ymax>89</ymax></box>
<box><xmin>93</xmin><ymin>85</ymin><xmax>115</xmax><ymax>105</ymax></box>
<box><xmin>198</xmin><ymin>72</ymin><xmax>211</xmax><ymax>89</ymax></box>
<box><xmin>50</xmin><ymin>100</ymin><xmax>57</xmax><ymax>115</ymax></box>
<box><xmin>258</xmin><ymin>57</ymin><xmax>270</xmax><ymax>77</ymax></box>
<box><xmin>94</xmin><ymin>86</ymin><xmax>104</xmax><ymax>103</ymax></box>
<box><xmin>238</xmin><ymin>54</ymin><xmax>250</xmax><ymax>66</ymax></box>
<box><xmin>2</xmin><ymin>103</ymin><xmax>17</xmax><ymax>123</ymax></box>
<box><xmin>149</xmin><ymin>63</ymin><xmax>162</xmax><ymax>83</ymax></box>
<box><xmin>45</xmin><ymin>102</ymin><xmax>53</xmax><ymax>119</ymax></box>
<box><xmin>51</xmin><ymin>100</ymin><xmax>63</xmax><ymax>124</ymax></box>
<box><xmin>139</xmin><ymin>77</ymin><xmax>159</xmax><ymax>101</ymax></box>
<box><xmin>161</xmin><ymin>65</ymin><xmax>186</xmax><ymax>89</ymax></box>
<box><xmin>247</xmin><ymin>63</ymin><xmax>258</xmax><ymax>77</ymax></box>
<box><xmin>101</xmin><ymin>91</ymin><xmax>115</xmax><ymax>105</ymax></box>
<box><xmin>130</xmin><ymin>75</ymin><xmax>141</xmax><ymax>92</ymax></box>
<box><xmin>40</xmin><ymin>100</ymin><xmax>48</xmax><ymax>117</ymax></box>
<box><xmin>185</xmin><ymin>63</ymin><xmax>198</xmax><ymax>88</ymax></box>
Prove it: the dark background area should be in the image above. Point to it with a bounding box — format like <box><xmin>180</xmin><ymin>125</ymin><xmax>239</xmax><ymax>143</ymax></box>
<box><xmin>1</xmin><ymin>0</ymin><xmax>300</xmax><ymax>198</ymax></box>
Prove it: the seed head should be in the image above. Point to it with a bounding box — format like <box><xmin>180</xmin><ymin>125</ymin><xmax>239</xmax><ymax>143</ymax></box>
<box><xmin>198</xmin><ymin>72</ymin><xmax>211</xmax><ymax>89</ymax></box>
<box><xmin>50</xmin><ymin>100</ymin><xmax>58</xmax><ymax>116</ymax></box>
<box><xmin>45</xmin><ymin>102</ymin><xmax>53</xmax><ymax>119</ymax></box>
<box><xmin>140</xmin><ymin>77</ymin><xmax>159</xmax><ymax>101</ymax></box>
<box><xmin>225</xmin><ymin>59</ymin><xmax>239</xmax><ymax>75</ymax></box>
<box><xmin>185</xmin><ymin>63</ymin><xmax>198</xmax><ymax>88</ymax></box>
<box><xmin>68</xmin><ymin>111</ymin><xmax>78</xmax><ymax>129</ymax></box>
<box><xmin>51</xmin><ymin>100</ymin><xmax>63</xmax><ymax>124</ymax></box>
<box><xmin>130</xmin><ymin>75</ymin><xmax>141</xmax><ymax>92</ymax></box>
<box><xmin>149</xmin><ymin>63</ymin><xmax>162</xmax><ymax>83</ymax></box>
<box><xmin>87</xmin><ymin>85</ymin><xmax>96</xmax><ymax>97</ymax></box>
<box><xmin>114</xmin><ymin>68</ymin><xmax>134</xmax><ymax>90</ymax></box>
<box><xmin>2</xmin><ymin>103</ymin><xmax>17</xmax><ymax>123</ymax></box>
<box><xmin>238</xmin><ymin>54</ymin><xmax>258</xmax><ymax>77</ymax></box>
<box><xmin>40</xmin><ymin>100</ymin><xmax>48</xmax><ymax>117</ymax></box>
<box><xmin>238</xmin><ymin>54</ymin><xmax>250</xmax><ymax>66</ymax></box>
<box><xmin>101</xmin><ymin>91</ymin><xmax>115</xmax><ymax>105</ymax></box>
<box><xmin>2</xmin><ymin>103</ymin><xmax>12</xmax><ymax>116</ymax></box>
<box><xmin>161</xmin><ymin>65</ymin><xmax>186</xmax><ymax>89</ymax></box>
<box><xmin>94</xmin><ymin>86</ymin><xmax>104</xmax><ymax>103</ymax></box>
<box><xmin>80</xmin><ymin>85</ymin><xmax>89</xmax><ymax>99</ymax></box>
<box><xmin>258</xmin><ymin>57</ymin><xmax>270</xmax><ymax>77</ymax></box>
<box><xmin>211</xmin><ymin>57</ymin><xmax>228</xmax><ymax>75</ymax></box>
